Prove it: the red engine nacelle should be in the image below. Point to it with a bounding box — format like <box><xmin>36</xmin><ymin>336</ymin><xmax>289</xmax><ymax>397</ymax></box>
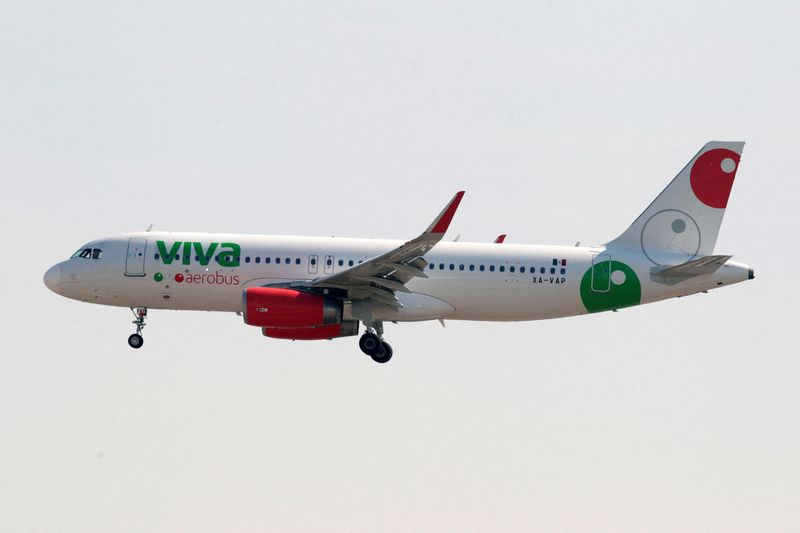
<box><xmin>242</xmin><ymin>287</ymin><xmax>342</xmax><ymax>328</ymax></box>
<box><xmin>262</xmin><ymin>321</ymin><xmax>359</xmax><ymax>341</ymax></box>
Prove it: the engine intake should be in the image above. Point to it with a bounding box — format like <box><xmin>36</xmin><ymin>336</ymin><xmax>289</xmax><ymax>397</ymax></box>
<box><xmin>243</xmin><ymin>287</ymin><xmax>341</xmax><ymax>328</ymax></box>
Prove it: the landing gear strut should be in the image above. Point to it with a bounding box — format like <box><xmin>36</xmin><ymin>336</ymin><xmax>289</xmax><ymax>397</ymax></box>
<box><xmin>128</xmin><ymin>307</ymin><xmax>147</xmax><ymax>349</ymax></box>
<box><xmin>359</xmin><ymin>322</ymin><xmax>393</xmax><ymax>364</ymax></box>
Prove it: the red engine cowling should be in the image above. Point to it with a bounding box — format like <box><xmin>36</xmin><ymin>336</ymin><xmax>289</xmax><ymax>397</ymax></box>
<box><xmin>243</xmin><ymin>287</ymin><xmax>341</xmax><ymax>328</ymax></box>
<box><xmin>262</xmin><ymin>321</ymin><xmax>360</xmax><ymax>340</ymax></box>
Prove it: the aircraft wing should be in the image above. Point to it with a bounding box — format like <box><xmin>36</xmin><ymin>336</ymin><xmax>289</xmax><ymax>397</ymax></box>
<box><xmin>305</xmin><ymin>191</ymin><xmax>465</xmax><ymax>307</ymax></box>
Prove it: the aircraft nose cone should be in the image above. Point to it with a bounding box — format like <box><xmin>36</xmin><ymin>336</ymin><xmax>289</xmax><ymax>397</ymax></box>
<box><xmin>44</xmin><ymin>264</ymin><xmax>61</xmax><ymax>293</ymax></box>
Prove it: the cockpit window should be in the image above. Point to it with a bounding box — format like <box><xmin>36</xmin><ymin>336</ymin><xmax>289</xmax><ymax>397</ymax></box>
<box><xmin>71</xmin><ymin>248</ymin><xmax>103</xmax><ymax>260</ymax></box>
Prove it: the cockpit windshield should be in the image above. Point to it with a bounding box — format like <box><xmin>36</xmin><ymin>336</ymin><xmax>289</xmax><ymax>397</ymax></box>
<box><xmin>72</xmin><ymin>248</ymin><xmax>102</xmax><ymax>260</ymax></box>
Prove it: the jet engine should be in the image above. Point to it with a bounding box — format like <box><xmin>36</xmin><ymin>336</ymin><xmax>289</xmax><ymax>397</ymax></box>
<box><xmin>242</xmin><ymin>287</ymin><xmax>358</xmax><ymax>340</ymax></box>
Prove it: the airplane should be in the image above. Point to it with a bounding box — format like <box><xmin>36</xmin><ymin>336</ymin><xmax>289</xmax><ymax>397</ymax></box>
<box><xmin>43</xmin><ymin>141</ymin><xmax>753</xmax><ymax>363</ymax></box>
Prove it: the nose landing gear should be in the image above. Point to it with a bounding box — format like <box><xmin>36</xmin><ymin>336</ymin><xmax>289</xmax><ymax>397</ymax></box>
<box><xmin>358</xmin><ymin>322</ymin><xmax>393</xmax><ymax>363</ymax></box>
<box><xmin>128</xmin><ymin>307</ymin><xmax>147</xmax><ymax>349</ymax></box>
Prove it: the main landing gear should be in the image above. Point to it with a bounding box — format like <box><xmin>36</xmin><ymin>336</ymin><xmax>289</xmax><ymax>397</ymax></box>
<box><xmin>359</xmin><ymin>322</ymin><xmax>393</xmax><ymax>364</ymax></box>
<box><xmin>128</xmin><ymin>307</ymin><xmax>147</xmax><ymax>349</ymax></box>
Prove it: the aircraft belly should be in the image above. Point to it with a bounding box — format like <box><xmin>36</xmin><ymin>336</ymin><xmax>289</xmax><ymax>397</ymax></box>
<box><xmin>92</xmin><ymin>275</ymin><xmax>241</xmax><ymax>312</ymax></box>
<box><xmin>407</xmin><ymin>277</ymin><xmax>585</xmax><ymax>322</ymax></box>
<box><xmin>372</xmin><ymin>293</ymin><xmax>455</xmax><ymax>321</ymax></box>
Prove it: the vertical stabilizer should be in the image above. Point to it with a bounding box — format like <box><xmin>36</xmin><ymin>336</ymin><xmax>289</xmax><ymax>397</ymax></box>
<box><xmin>605</xmin><ymin>141</ymin><xmax>744</xmax><ymax>265</ymax></box>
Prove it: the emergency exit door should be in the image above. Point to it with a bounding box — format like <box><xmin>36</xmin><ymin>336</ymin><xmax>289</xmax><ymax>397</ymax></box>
<box><xmin>591</xmin><ymin>254</ymin><xmax>611</xmax><ymax>292</ymax></box>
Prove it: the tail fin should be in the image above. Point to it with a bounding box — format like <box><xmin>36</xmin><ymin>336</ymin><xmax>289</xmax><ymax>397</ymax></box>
<box><xmin>605</xmin><ymin>141</ymin><xmax>744</xmax><ymax>264</ymax></box>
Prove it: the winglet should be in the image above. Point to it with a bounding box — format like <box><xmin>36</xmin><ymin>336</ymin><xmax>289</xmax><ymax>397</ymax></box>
<box><xmin>426</xmin><ymin>191</ymin><xmax>465</xmax><ymax>235</ymax></box>
<box><xmin>494</xmin><ymin>234</ymin><xmax>507</xmax><ymax>244</ymax></box>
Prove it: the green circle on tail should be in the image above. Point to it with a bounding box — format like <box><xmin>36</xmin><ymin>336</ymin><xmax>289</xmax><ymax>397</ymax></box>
<box><xmin>580</xmin><ymin>260</ymin><xmax>641</xmax><ymax>313</ymax></box>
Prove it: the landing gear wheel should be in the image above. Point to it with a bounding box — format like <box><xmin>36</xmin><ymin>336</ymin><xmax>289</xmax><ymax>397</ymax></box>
<box><xmin>371</xmin><ymin>341</ymin><xmax>393</xmax><ymax>364</ymax></box>
<box><xmin>128</xmin><ymin>333</ymin><xmax>144</xmax><ymax>349</ymax></box>
<box><xmin>359</xmin><ymin>332</ymin><xmax>381</xmax><ymax>356</ymax></box>
<box><xmin>128</xmin><ymin>307</ymin><xmax>147</xmax><ymax>349</ymax></box>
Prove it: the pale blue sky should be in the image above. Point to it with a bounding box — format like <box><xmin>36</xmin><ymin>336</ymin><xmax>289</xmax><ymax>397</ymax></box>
<box><xmin>1</xmin><ymin>1</ymin><xmax>798</xmax><ymax>531</ymax></box>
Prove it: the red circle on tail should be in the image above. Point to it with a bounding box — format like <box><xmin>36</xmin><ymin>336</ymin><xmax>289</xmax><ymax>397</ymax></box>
<box><xmin>690</xmin><ymin>148</ymin><xmax>740</xmax><ymax>208</ymax></box>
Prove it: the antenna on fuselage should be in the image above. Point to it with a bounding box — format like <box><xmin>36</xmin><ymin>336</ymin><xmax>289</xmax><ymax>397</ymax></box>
<box><xmin>145</xmin><ymin>224</ymin><xmax>153</xmax><ymax>232</ymax></box>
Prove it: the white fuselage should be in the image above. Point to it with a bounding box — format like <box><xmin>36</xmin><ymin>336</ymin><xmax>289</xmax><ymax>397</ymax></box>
<box><xmin>44</xmin><ymin>231</ymin><xmax>751</xmax><ymax>322</ymax></box>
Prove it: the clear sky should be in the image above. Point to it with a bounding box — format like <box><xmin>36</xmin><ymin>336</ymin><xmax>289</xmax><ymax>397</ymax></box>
<box><xmin>1</xmin><ymin>1</ymin><xmax>799</xmax><ymax>531</ymax></box>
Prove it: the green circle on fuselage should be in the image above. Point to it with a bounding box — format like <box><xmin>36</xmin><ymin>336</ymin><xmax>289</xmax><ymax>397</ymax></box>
<box><xmin>154</xmin><ymin>272</ymin><xmax>163</xmax><ymax>282</ymax></box>
<box><xmin>580</xmin><ymin>260</ymin><xmax>641</xmax><ymax>313</ymax></box>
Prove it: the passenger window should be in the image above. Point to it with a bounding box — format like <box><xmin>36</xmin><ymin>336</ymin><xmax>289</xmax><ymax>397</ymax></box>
<box><xmin>295</xmin><ymin>258</ymin><xmax>301</xmax><ymax>265</ymax></box>
<box><xmin>255</xmin><ymin>257</ymin><xmax>261</xmax><ymax>264</ymax></box>
<box><xmin>285</xmin><ymin>257</ymin><xmax>290</xmax><ymax>264</ymax></box>
<box><xmin>310</xmin><ymin>258</ymin><xmax>317</xmax><ymax>265</ymax></box>
<box><xmin>339</xmin><ymin>259</ymin><xmax>344</xmax><ymax>266</ymax></box>
<box><xmin>550</xmin><ymin>267</ymin><xmax>556</xmax><ymax>274</ymax></box>
<box><xmin>510</xmin><ymin>266</ymin><xmax>515</xmax><ymax>273</ymax></box>
<box><xmin>429</xmin><ymin>263</ymin><xmax>435</xmax><ymax>269</ymax></box>
<box><xmin>520</xmin><ymin>266</ymin><xmax>526</xmax><ymax>273</ymax></box>
<box><xmin>561</xmin><ymin>268</ymin><xmax>566</xmax><ymax>275</ymax></box>
<box><xmin>155</xmin><ymin>253</ymin><xmax>160</xmax><ymax>260</ymax></box>
<box><xmin>469</xmin><ymin>265</ymin><xmax>474</xmax><ymax>271</ymax></box>
<box><xmin>479</xmin><ymin>265</ymin><xmax>485</xmax><ymax>271</ymax></box>
<box><xmin>265</xmin><ymin>257</ymin><xmax>271</xmax><ymax>264</ymax></box>
<box><xmin>276</xmin><ymin>258</ymin><xmax>281</xmax><ymax>264</ymax></box>
<box><xmin>459</xmin><ymin>264</ymin><xmax>464</xmax><ymax>271</ymax></box>
<box><xmin>449</xmin><ymin>264</ymin><xmax>455</xmax><ymax>271</ymax></box>
<box><xmin>500</xmin><ymin>266</ymin><xmax>505</xmax><ymax>272</ymax></box>
<box><xmin>326</xmin><ymin>258</ymin><xmax>332</xmax><ymax>266</ymax></box>
<box><xmin>490</xmin><ymin>265</ymin><xmax>495</xmax><ymax>272</ymax></box>
<box><xmin>540</xmin><ymin>267</ymin><xmax>545</xmax><ymax>274</ymax></box>
<box><xmin>439</xmin><ymin>263</ymin><xmax>444</xmax><ymax>270</ymax></box>
<box><xmin>245</xmin><ymin>257</ymin><xmax>250</xmax><ymax>263</ymax></box>
<box><xmin>92</xmin><ymin>249</ymin><xmax>103</xmax><ymax>259</ymax></box>
<box><xmin>349</xmin><ymin>260</ymin><xmax>354</xmax><ymax>266</ymax></box>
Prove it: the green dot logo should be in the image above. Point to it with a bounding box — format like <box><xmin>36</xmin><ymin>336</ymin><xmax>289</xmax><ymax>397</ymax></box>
<box><xmin>153</xmin><ymin>272</ymin><xmax>163</xmax><ymax>282</ymax></box>
<box><xmin>580</xmin><ymin>260</ymin><xmax>641</xmax><ymax>313</ymax></box>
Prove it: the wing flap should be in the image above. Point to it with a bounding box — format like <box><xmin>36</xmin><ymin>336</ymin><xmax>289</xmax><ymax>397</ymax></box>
<box><xmin>380</xmin><ymin>262</ymin><xmax>429</xmax><ymax>279</ymax></box>
<box><xmin>352</xmin><ymin>275</ymin><xmax>412</xmax><ymax>293</ymax></box>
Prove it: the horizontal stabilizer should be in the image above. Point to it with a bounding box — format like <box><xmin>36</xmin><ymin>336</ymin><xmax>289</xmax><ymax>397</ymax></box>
<box><xmin>655</xmin><ymin>255</ymin><xmax>732</xmax><ymax>278</ymax></box>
